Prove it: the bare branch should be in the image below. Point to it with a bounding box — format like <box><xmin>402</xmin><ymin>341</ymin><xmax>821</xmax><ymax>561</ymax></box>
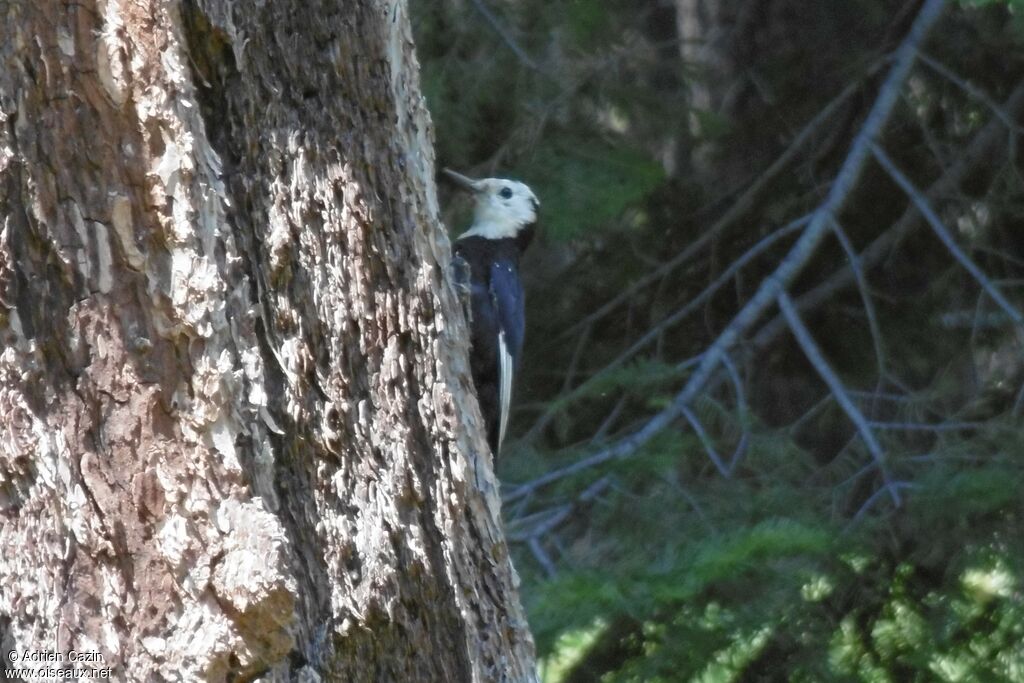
<box><xmin>830</xmin><ymin>219</ymin><xmax>887</xmax><ymax>379</ymax></box>
<box><xmin>505</xmin><ymin>356</ymin><xmax>704</xmax><ymax>504</ymax></box>
<box><xmin>749</xmin><ymin>78</ymin><xmax>1024</xmax><ymax>356</ymax></box>
<box><xmin>872</xmin><ymin>143</ymin><xmax>1024</xmax><ymax>327</ymax></box>
<box><xmin>721</xmin><ymin>353</ymin><xmax>751</xmax><ymax>473</ymax></box>
<box><xmin>666</xmin><ymin>471</ymin><xmax>718</xmax><ymax>534</ymax></box>
<box><xmin>590</xmin><ymin>395</ymin><xmax>628</xmax><ymax>444</ymax></box>
<box><xmin>1015</xmin><ymin>382</ymin><xmax>1024</xmax><ymax>417</ymax></box>
<box><xmin>564</xmin><ymin>326</ymin><xmax>592</xmax><ymax>391</ymax></box>
<box><xmin>918</xmin><ymin>52</ymin><xmax>1019</xmax><ymax>133</ymax></box>
<box><xmin>676</xmin><ymin>0</ymin><xmax>946</xmax><ymax>404</ymax></box>
<box><xmin>525</xmin><ymin>215</ymin><xmax>808</xmax><ymax>441</ymax></box>
<box><xmin>504</xmin><ymin>408</ymin><xmax>677</xmax><ymax>503</ymax></box>
<box><xmin>503</xmin><ymin>0</ymin><xmax>948</xmax><ymax>502</ymax></box>
<box><xmin>508</xmin><ymin>476</ymin><xmax>613</xmax><ymax>547</ymax></box>
<box><xmin>836</xmin><ymin>460</ymin><xmax>880</xmax><ymax>493</ymax></box>
<box><xmin>556</xmin><ymin>69</ymin><xmax>877</xmax><ymax>342</ymax></box>
<box><xmin>848</xmin><ymin>390</ymin><xmax>916</xmax><ymax>403</ymax></box>
<box><xmin>777</xmin><ymin>292</ymin><xmax>901</xmax><ymax>506</ymax></box>
<box><xmin>681</xmin><ymin>406</ymin><xmax>729</xmax><ymax>476</ymax></box>
<box><xmin>469</xmin><ymin>0</ymin><xmax>543</xmax><ymax>73</ymax></box>
<box><xmin>845</xmin><ymin>482</ymin><xmax>917</xmax><ymax>532</ymax></box>
<box><xmin>868</xmin><ymin>421</ymin><xmax>983</xmax><ymax>432</ymax></box>
<box><xmin>508</xmin><ymin>504</ymin><xmax>571</xmax><ymax>541</ymax></box>
<box><xmin>529</xmin><ymin>538</ymin><xmax>557</xmax><ymax>578</ymax></box>
<box><xmin>787</xmin><ymin>391</ymin><xmax>835</xmax><ymax>436</ymax></box>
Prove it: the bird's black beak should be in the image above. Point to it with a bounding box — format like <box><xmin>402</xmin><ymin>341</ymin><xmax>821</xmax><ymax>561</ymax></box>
<box><xmin>442</xmin><ymin>168</ymin><xmax>483</xmax><ymax>194</ymax></box>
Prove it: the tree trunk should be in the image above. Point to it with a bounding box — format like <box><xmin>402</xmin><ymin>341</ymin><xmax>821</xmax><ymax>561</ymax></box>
<box><xmin>0</xmin><ymin>1</ymin><xmax>536</xmax><ymax>680</ymax></box>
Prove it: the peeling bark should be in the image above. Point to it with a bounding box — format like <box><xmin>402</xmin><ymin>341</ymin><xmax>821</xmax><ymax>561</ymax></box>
<box><xmin>0</xmin><ymin>1</ymin><xmax>536</xmax><ymax>680</ymax></box>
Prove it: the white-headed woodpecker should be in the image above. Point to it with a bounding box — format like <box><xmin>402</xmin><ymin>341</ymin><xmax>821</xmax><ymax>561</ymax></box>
<box><xmin>445</xmin><ymin>168</ymin><xmax>539</xmax><ymax>456</ymax></box>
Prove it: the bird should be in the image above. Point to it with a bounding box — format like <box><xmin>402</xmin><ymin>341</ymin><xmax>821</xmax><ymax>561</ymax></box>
<box><xmin>445</xmin><ymin>168</ymin><xmax>539</xmax><ymax>456</ymax></box>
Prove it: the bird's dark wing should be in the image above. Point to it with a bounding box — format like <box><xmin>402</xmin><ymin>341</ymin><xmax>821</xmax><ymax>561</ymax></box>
<box><xmin>488</xmin><ymin>260</ymin><xmax>525</xmax><ymax>449</ymax></box>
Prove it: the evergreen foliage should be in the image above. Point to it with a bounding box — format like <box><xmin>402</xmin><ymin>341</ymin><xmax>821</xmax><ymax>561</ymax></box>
<box><xmin>414</xmin><ymin>1</ymin><xmax>1024</xmax><ymax>679</ymax></box>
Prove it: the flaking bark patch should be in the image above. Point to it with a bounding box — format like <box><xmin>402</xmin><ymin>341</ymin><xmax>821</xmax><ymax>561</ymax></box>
<box><xmin>1</xmin><ymin>0</ymin><xmax>536</xmax><ymax>681</ymax></box>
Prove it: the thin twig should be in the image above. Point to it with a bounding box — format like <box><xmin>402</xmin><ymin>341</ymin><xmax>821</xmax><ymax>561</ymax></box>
<box><xmin>681</xmin><ymin>406</ymin><xmax>729</xmax><ymax>476</ymax></box>
<box><xmin>787</xmin><ymin>391</ymin><xmax>835</xmax><ymax>435</ymax></box>
<box><xmin>525</xmin><ymin>215</ymin><xmax>807</xmax><ymax>441</ymax></box>
<box><xmin>830</xmin><ymin>219</ymin><xmax>887</xmax><ymax>379</ymax></box>
<box><xmin>529</xmin><ymin>538</ymin><xmax>557</xmax><ymax>578</ymax></box>
<box><xmin>835</xmin><ymin>461</ymin><xmax>879</xmax><ymax>497</ymax></box>
<box><xmin>778</xmin><ymin>291</ymin><xmax>901</xmax><ymax>506</ymax></box>
<box><xmin>868</xmin><ymin>421</ymin><xmax>983</xmax><ymax>431</ymax></box>
<box><xmin>560</xmin><ymin>325</ymin><xmax>592</xmax><ymax>397</ymax></box>
<box><xmin>918</xmin><ymin>52</ymin><xmax>1018</xmax><ymax>132</ymax></box>
<box><xmin>508</xmin><ymin>505</ymin><xmax>567</xmax><ymax>531</ymax></box>
<box><xmin>721</xmin><ymin>353</ymin><xmax>751</xmax><ymax>473</ymax></box>
<box><xmin>844</xmin><ymin>482</ymin><xmax>917</xmax><ymax>532</ymax></box>
<box><xmin>468</xmin><ymin>0</ymin><xmax>543</xmax><ymax>72</ymax></box>
<box><xmin>505</xmin><ymin>355</ymin><xmax>703</xmax><ymax>504</ymax></box>
<box><xmin>666</xmin><ymin>471</ymin><xmax>718</xmax><ymax>534</ymax></box>
<box><xmin>848</xmin><ymin>390</ymin><xmax>914</xmax><ymax>402</ymax></box>
<box><xmin>508</xmin><ymin>504</ymin><xmax>572</xmax><ymax>542</ymax></box>
<box><xmin>590</xmin><ymin>395</ymin><xmax>628</xmax><ymax>444</ymax></box>
<box><xmin>1014</xmin><ymin>382</ymin><xmax>1024</xmax><ymax>417</ymax></box>
<box><xmin>509</xmin><ymin>476</ymin><xmax>613</xmax><ymax>542</ymax></box>
<box><xmin>872</xmin><ymin>143</ymin><xmax>1024</xmax><ymax>327</ymax></box>
<box><xmin>506</xmin><ymin>486</ymin><xmax>535</xmax><ymax>523</ymax></box>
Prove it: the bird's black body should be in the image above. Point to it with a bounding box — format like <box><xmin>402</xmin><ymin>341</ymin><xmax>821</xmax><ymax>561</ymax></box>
<box><xmin>454</xmin><ymin>225</ymin><xmax>535</xmax><ymax>454</ymax></box>
<box><xmin>443</xmin><ymin>168</ymin><xmax>539</xmax><ymax>455</ymax></box>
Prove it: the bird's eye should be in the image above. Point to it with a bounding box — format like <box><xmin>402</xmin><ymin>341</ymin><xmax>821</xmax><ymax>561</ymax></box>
<box><xmin>499</xmin><ymin>187</ymin><xmax>513</xmax><ymax>199</ymax></box>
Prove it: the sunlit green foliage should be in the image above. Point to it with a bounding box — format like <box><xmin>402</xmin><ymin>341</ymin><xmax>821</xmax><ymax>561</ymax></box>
<box><xmin>515</xmin><ymin>427</ymin><xmax>1024</xmax><ymax>681</ymax></box>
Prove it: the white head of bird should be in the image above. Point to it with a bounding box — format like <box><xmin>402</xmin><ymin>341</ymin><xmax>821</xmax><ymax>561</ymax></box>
<box><xmin>444</xmin><ymin>169</ymin><xmax>539</xmax><ymax>240</ymax></box>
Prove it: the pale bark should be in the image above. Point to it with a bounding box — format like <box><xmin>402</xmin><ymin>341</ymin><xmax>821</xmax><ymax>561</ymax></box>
<box><xmin>676</xmin><ymin>0</ymin><xmax>726</xmax><ymax>113</ymax></box>
<box><xmin>0</xmin><ymin>1</ymin><xmax>535</xmax><ymax>681</ymax></box>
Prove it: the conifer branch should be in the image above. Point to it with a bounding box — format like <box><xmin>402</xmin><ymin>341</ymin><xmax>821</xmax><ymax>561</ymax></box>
<box><xmin>505</xmin><ymin>0</ymin><xmax>948</xmax><ymax>502</ymax></box>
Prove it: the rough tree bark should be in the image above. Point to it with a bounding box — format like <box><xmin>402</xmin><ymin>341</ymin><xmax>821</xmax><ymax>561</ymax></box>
<box><xmin>0</xmin><ymin>0</ymin><xmax>536</xmax><ymax>681</ymax></box>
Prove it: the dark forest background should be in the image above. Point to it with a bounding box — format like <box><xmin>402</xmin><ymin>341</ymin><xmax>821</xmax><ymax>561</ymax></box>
<box><xmin>414</xmin><ymin>1</ymin><xmax>1024</xmax><ymax>679</ymax></box>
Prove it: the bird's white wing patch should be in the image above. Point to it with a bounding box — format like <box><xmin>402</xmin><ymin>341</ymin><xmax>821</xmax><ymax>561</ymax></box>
<box><xmin>497</xmin><ymin>329</ymin><xmax>514</xmax><ymax>452</ymax></box>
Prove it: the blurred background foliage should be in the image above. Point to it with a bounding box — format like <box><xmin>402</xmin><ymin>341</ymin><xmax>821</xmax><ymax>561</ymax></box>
<box><xmin>413</xmin><ymin>0</ymin><xmax>1024</xmax><ymax>680</ymax></box>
